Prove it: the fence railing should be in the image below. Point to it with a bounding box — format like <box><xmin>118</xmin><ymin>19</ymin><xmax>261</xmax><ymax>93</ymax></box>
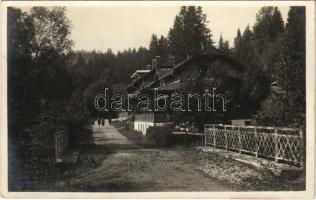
<box><xmin>204</xmin><ymin>124</ymin><xmax>304</xmax><ymax>166</ymax></box>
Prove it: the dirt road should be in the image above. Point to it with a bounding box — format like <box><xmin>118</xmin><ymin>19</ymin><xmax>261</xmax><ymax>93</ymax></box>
<box><xmin>57</xmin><ymin>121</ymin><xmax>235</xmax><ymax>192</ymax></box>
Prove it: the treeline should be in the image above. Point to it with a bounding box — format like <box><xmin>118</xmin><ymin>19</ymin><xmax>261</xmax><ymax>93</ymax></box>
<box><xmin>70</xmin><ymin>6</ymin><xmax>216</xmax><ymax>118</ymax></box>
<box><xmin>73</xmin><ymin>6</ymin><xmax>305</xmax><ymax>128</ymax></box>
<box><xmin>233</xmin><ymin>7</ymin><xmax>305</xmax><ymax>127</ymax></box>
<box><xmin>70</xmin><ymin>6</ymin><xmax>214</xmax><ymax>87</ymax></box>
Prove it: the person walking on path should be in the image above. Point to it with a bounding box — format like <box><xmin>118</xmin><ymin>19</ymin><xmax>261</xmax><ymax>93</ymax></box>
<box><xmin>108</xmin><ymin>117</ymin><xmax>112</xmax><ymax>126</ymax></box>
<box><xmin>97</xmin><ymin>118</ymin><xmax>101</xmax><ymax>127</ymax></box>
<box><xmin>101</xmin><ymin>118</ymin><xmax>105</xmax><ymax>126</ymax></box>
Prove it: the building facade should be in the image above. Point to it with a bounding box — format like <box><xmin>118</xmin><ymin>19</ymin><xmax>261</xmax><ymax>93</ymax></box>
<box><xmin>120</xmin><ymin>49</ymin><xmax>244</xmax><ymax>135</ymax></box>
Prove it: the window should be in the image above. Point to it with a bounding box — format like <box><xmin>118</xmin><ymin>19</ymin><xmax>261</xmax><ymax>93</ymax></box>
<box><xmin>198</xmin><ymin>65</ymin><xmax>207</xmax><ymax>77</ymax></box>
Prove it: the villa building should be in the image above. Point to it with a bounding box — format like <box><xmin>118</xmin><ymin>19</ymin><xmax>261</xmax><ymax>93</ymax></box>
<box><xmin>119</xmin><ymin>48</ymin><xmax>245</xmax><ymax>135</ymax></box>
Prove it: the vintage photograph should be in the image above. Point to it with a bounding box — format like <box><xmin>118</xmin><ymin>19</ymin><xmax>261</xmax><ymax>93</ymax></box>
<box><xmin>1</xmin><ymin>1</ymin><xmax>315</xmax><ymax>198</ymax></box>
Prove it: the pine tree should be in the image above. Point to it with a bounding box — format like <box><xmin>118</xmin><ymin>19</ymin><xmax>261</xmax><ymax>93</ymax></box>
<box><xmin>168</xmin><ymin>6</ymin><xmax>214</xmax><ymax>61</ymax></box>
<box><xmin>148</xmin><ymin>34</ymin><xmax>169</xmax><ymax>63</ymax></box>
<box><xmin>218</xmin><ymin>34</ymin><xmax>224</xmax><ymax>49</ymax></box>
<box><xmin>149</xmin><ymin>34</ymin><xmax>159</xmax><ymax>57</ymax></box>
<box><xmin>257</xmin><ymin>7</ymin><xmax>305</xmax><ymax>127</ymax></box>
<box><xmin>277</xmin><ymin>7</ymin><xmax>305</xmax><ymax>120</ymax></box>
<box><xmin>253</xmin><ymin>7</ymin><xmax>285</xmax><ymax>72</ymax></box>
<box><xmin>233</xmin><ymin>28</ymin><xmax>242</xmax><ymax>60</ymax></box>
<box><xmin>218</xmin><ymin>34</ymin><xmax>230</xmax><ymax>55</ymax></box>
<box><xmin>168</xmin><ymin>15</ymin><xmax>185</xmax><ymax>60</ymax></box>
<box><xmin>233</xmin><ymin>25</ymin><xmax>270</xmax><ymax>112</ymax></box>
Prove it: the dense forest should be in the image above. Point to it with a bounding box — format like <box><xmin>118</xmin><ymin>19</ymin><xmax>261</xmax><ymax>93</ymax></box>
<box><xmin>7</xmin><ymin>6</ymin><xmax>305</xmax><ymax>190</ymax></box>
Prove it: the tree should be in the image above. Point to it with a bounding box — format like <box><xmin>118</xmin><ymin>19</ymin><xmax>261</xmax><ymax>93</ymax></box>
<box><xmin>168</xmin><ymin>6</ymin><xmax>214</xmax><ymax>61</ymax></box>
<box><xmin>218</xmin><ymin>34</ymin><xmax>231</xmax><ymax>55</ymax></box>
<box><xmin>218</xmin><ymin>34</ymin><xmax>224</xmax><ymax>50</ymax></box>
<box><xmin>149</xmin><ymin>34</ymin><xmax>159</xmax><ymax>57</ymax></box>
<box><xmin>7</xmin><ymin>6</ymin><xmax>75</xmax><ymax>190</ymax></box>
<box><xmin>232</xmin><ymin>25</ymin><xmax>270</xmax><ymax>112</ymax></box>
<box><xmin>149</xmin><ymin>34</ymin><xmax>169</xmax><ymax>63</ymax></box>
<box><xmin>8</xmin><ymin>8</ymin><xmax>34</xmax><ymax>141</ymax></box>
<box><xmin>8</xmin><ymin>7</ymin><xmax>74</xmax><ymax>135</ymax></box>
<box><xmin>253</xmin><ymin>7</ymin><xmax>285</xmax><ymax>72</ymax></box>
<box><xmin>234</xmin><ymin>28</ymin><xmax>242</xmax><ymax>48</ymax></box>
<box><xmin>253</xmin><ymin>7</ymin><xmax>284</xmax><ymax>53</ymax></box>
<box><xmin>26</xmin><ymin>7</ymin><xmax>73</xmax><ymax>101</ymax></box>
<box><xmin>233</xmin><ymin>7</ymin><xmax>286</xmax><ymax>114</ymax></box>
<box><xmin>257</xmin><ymin>7</ymin><xmax>306</xmax><ymax>127</ymax></box>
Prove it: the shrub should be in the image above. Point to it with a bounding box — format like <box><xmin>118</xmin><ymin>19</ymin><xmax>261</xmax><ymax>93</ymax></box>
<box><xmin>146</xmin><ymin>126</ymin><xmax>175</xmax><ymax>147</ymax></box>
<box><xmin>111</xmin><ymin>120</ymin><xmax>125</xmax><ymax>129</ymax></box>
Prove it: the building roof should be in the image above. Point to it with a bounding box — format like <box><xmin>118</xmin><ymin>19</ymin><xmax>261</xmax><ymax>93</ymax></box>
<box><xmin>130</xmin><ymin>70</ymin><xmax>151</xmax><ymax>79</ymax></box>
<box><xmin>126</xmin><ymin>49</ymin><xmax>244</xmax><ymax>93</ymax></box>
<box><xmin>173</xmin><ymin>54</ymin><xmax>243</xmax><ymax>74</ymax></box>
<box><xmin>157</xmin><ymin>68</ymin><xmax>173</xmax><ymax>79</ymax></box>
<box><xmin>155</xmin><ymin>80</ymin><xmax>180</xmax><ymax>91</ymax></box>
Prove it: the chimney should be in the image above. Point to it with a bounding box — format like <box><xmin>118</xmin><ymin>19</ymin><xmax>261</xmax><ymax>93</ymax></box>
<box><xmin>152</xmin><ymin>59</ymin><xmax>157</xmax><ymax>70</ymax></box>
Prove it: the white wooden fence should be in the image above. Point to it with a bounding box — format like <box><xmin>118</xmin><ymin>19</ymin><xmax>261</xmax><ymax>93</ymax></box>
<box><xmin>204</xmin><ymin>124</ymin><xmax>304</xmax><ymax>166</ymax></box>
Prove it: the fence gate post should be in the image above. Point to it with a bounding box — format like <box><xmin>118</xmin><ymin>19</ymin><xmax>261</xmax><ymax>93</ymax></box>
<box><xmin>274</xmin><ymin>128</ymin><xmax>278</xmax><ymax>163</ymax></box>
<box><xmin>238</xmin><ymin>126</ymin><xmax>241</xmax><ymax>153</ymax></box>
<box><xmin>255</xmin><ymin>127</ymin><xmax>258</xmax><ymax>158</ymax></box>
<box><xmin>225</xmin><ymin>126</ymin><xmax>228</xmax><ymax>150</ymax></box>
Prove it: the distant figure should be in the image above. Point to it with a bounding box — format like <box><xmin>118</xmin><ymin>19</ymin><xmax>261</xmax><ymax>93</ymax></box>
<box><xmin>108</xmin><ymin>117</ymin><xmax>112</xmax><ymax>126</ymax></box>
<box><xmin>101</xmin><ymin>118</ymin><xmax>105</xmax><ymax>126</ymax></box>
<box><xmin>97</xmin><ymin>118</ymin><xmax>101</xmax><ymax>127</ymax></box>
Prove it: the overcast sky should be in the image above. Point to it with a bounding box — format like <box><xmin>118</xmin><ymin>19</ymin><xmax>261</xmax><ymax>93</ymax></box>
<box><xmin>66</xmin><ymin>6</ymin><xmax>289</xmax><ymax>53</ymax></box>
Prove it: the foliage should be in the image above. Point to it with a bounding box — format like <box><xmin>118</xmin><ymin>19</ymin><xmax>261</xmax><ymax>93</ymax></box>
<box><xmin>149</xmin><ymin>34</ymin><xmax>170</xmax><ymax>64</ymax></box>
<box><xmin>256</xmin><ymin>92</ymin><xmax>303</xmax><ymax>127</ymax></box>
<box><xmin>146</xmin><ymin>126</ymin><xmax>175</xmax><ymax>147</ymax></box>
<box><xmin>218</xmin><ymin>34</ymin><xmax>231</xmax><ymax>55</ymax></box>
<box><xmin>168</xmin><ymin>6</ymin><xmax>214</xmax><ymax>61</ymax></box>
<box><xmin>257</xmin><ymin>7</ymin><xmax>306</xmax><ymax>128</ymax></box>
<box><xmin>233</xmin><ymin>7</ymin><xmax>286</xmax><ymax>114</ymax></box>
<box><xmin>7</xmin><ymin>7</ymin><xmax>84</xmax><ymax>190</ymax></box>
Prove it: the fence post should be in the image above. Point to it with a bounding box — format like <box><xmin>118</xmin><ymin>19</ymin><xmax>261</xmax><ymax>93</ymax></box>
<box><xmin>185</xmin><ymin>131</ymin><xmax>187</xmax><ymax>148</ymax></box>
<box><xmin>213</xmin><ymin>125</ymin><xmax>216</xmax><ymax>149</ymax></box>
<box><xmin>204</xmin><ymin>126</ymin><xmax>207</xmax><ymax>147</ymax></box>
<box><xmin>255</xmin><ymin>127</ymin><xmax>258</xmax><ymax>158</ymax></box>
<box><xmin>238</xmin><ymin>126</ymin><xmax>241</xmax><ymax>153</ymax></box>
<box><xmin>299</xmin><ymin>129</ymin><xmax>304</xmax><ymax>167</ymax></box>
<box><xmin>274</xmin><ymin>128</ymin><xmax>278</xmax><ymax>162</ymax></box>
<box><xmin>225</xmin><ymin>126</ymin><xmax>228</xmax><ymax>150</ymax></box>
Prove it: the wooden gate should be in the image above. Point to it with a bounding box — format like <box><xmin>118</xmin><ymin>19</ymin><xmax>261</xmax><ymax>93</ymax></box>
<box><xmin>54</xmin><ymin>129</ymin><xmax>69</xmax><ymax>163</ymax></box>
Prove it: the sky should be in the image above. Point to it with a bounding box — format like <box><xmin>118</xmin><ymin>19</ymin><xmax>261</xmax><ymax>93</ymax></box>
<box><xmin>66</xmin><ymin>6</ymin><xmax>290</xmax><ymax>53</ymax></box>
